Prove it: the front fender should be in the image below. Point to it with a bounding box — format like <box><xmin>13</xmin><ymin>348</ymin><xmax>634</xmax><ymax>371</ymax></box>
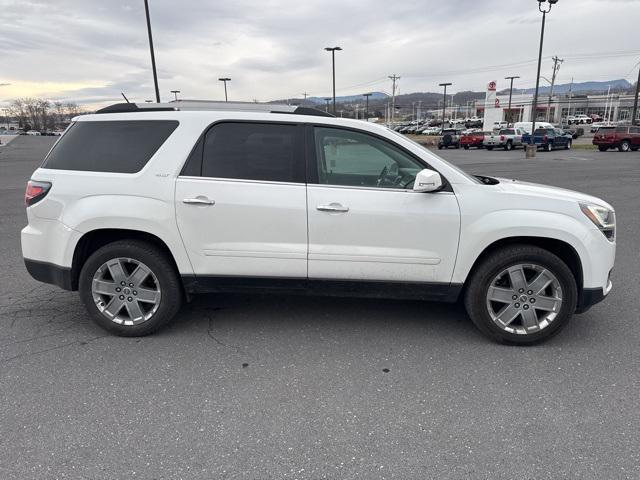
<box><xmin>452</xmin><ymin>209</ymin><xmax>593</xmax><ymax>285</ymax></box>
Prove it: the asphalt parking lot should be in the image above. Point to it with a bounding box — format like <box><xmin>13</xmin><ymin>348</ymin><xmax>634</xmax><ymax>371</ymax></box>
<box><xmin>1</xmin><ymin>137</ymin><xmax>639</xmax><ymax>479</ymax></box>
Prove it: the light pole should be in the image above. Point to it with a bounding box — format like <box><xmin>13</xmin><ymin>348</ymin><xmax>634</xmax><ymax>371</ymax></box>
<box><xmin>324</xmin><ymin>46</ymin><xmax>342</xmax><ymax>114</ymax></box>
<box><xmin>527</xmin><ymin>0</ymin><xmax>559</xmax><ymax>158</ymax></box>
<box><xmin>170</xmin><ymin>90</ymin><xmax>180</xmax><ymax>101</ymax></box>
<box><xmin>218</xmin><ymin>78</ymin><xmax>231</xmax><ymax>102</ymax></box>
<box><xmin>505</xmin><ymin>76</ymin><xmax>520</xmax><ymax>125</ymax></box>
<box><xmin>324</xmin><ymin>98</ymin><xmax>331</xmax><ymax>113</ymax></box>
<box><xmin>363</xmin><ymin>93</ymin><xmax>372</xmax><ymax>120</ymax></box>
<box><xmin>439</xmin><ymin>83</ymin><xmax>452</xmax><ymax>128</ymax></box>
<box><xmin>143</xmin><ymin>0</ymin><xmax>160</xmax><ymax>103</ymax></box>
<box><xmin>633</xmin><ymin>64</ymin><xmax>640</xmax><ymax>126</ymax></box>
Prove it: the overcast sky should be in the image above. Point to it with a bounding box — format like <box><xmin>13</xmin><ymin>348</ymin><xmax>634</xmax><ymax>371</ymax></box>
<box><xmin>1</xmin><ymin>0</ymin><xmax>640</xmax><ymax>108</ymax></box>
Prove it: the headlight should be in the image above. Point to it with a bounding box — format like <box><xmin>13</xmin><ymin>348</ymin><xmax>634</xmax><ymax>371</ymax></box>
<box><xmin>580</xmin><ymin>203</ymin><xmax>615</xmax><ymax>241</ymax></box>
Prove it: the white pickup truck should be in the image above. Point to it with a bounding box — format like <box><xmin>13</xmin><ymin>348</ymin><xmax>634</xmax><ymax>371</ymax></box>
<box><xmin>483</xmin><ymin>127</ymin><xmax>526</xmax><ymax>151</ymax></box>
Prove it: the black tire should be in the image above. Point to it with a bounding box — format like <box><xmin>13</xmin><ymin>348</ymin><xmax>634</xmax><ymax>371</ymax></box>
<box><xmin>464</xmin><ymin>145</ymin><xmax>470</xmax><ymax>150</ymax></box>
<box><xmin>598</xmin><ymin>146</ymin><xmax>608</xmax><ymax>152</ymax></box>
<box><xmin>618</xmin><ymin>140</ymin><xmax>631</xmax><ymax>152</ymax></box>
<box><xmin>544</xmin><ymin>143</ymin><xmax>553</xmax><ymax>152</ymax></box>
<box><xmin>78</xmin><ymin>240</ymin><xmax>183</xmax><ymax>336</ymax></box>
<box><xmin>464</xmin><ymin>244</ymin><xmax>578</xmax><ymax>345</ymax></box>
<box><xmin>438</xmin><ymin>144</ymin><xmax>443</xmax><ymax>150</ymax></box>
<box><xmin>486</xmin><ymin>146</ymin><xmax>494</xmax><ymax>151</ymax></box>
<box><xmin>565</xmin><ymin>140</ymin><xmax>572</xmax><ymax>150</ymax></box>
<box><xmin>504</xmin><ymin>141</ymin><xmax>513</xmax><ymax>151</ymax></box>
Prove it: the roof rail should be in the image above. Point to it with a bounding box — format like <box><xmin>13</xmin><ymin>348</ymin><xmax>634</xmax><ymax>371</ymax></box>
<box><xmin>95</xmin><ymin>103</ymin><xmax>176</xmax><ymax>114</ymax></box>
<box><xmin>95</xmin><ymin>101</ymin><xmax>334</xmax><ymax>117</ymax></box>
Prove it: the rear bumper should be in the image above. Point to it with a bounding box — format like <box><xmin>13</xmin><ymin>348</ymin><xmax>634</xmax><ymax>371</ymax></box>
<box><xmin>24</xmin><ymin>258</ymin><xmax>74</xmax><ymax>290</ymax></box>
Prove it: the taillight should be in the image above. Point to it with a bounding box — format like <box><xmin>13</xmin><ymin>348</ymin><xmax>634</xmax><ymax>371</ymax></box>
<box><xmin>25</xmin><ymin>180</ymin><xmax>51</xmax><ymax>207</ymax></box>
<box><xmin>543</xmin><ymin>135</ymin><xmax>548</xmax><ymax>142</ymax></box>
<box><xmin>500</xmin><ymin>135</ymin><xmax>505</xmax><ymax>141</ymax></box>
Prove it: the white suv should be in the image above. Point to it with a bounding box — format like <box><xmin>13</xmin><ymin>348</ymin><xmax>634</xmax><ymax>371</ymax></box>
<box><xmin>21</xmin><ymin>102</ymin><xmax>616</xmax><ymax>344</ymax></box>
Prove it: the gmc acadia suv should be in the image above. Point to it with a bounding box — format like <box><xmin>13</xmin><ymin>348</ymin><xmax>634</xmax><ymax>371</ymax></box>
<box><xmin>21</xmin><ymin>102</ymin><xmax>616</xmax><ymax>344</ymax></box>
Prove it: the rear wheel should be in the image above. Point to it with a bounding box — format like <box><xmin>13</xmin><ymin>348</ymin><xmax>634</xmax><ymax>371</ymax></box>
<box><xmin>486</xmin><ymin>146</ymin><xmax>494</xmax><ymax>151</ymax></box>
<box><xmin>464</xmin><ymin>145</ymin><xmax>470</xmax><ymax>150</ymax></box>
<box><xmin>464</xmin><ymin>245</ymin><xmax>577</xmax><ymax>345</ymax></box>
<box><xmin>565</xmin><ymin>140</ymin><xmax>572</xmax><ymax>150</ymax></box>
<box><xmin>504</xmin><ymin>141</ymin><xmax>513</xmax><ymax>151</ymax></box>
<box><xmin>544</xmin><ymin>143</ymin><xmax>553</xmax><ymax>152</ymax></box>
<box><xmin>598</xmin><ymin>146</ymin><xmax>608</xmax><ymax>152</ymax></box>
<box><xmin>79</xmin><ymin>240</ymin><xmax>183</xmax><ymax>336</ymax></box>
<box><xmin>619</xmin><ymin>140</ymin><xmax>631</xmax><ymax>152</ymax></box>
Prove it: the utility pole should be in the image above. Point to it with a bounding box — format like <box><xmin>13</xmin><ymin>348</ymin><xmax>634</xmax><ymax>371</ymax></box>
<box><xmin>218</xmin><ymin>78</ymin><xmax>231</xmax><ymax>101</ymax></box>
<box><xmin>363</xmin><ymin>93</ymin><xmax>372</xmax><ymax>120</ymax></box>
<box><xmin>143</xmin><ymin>0</ymin><xmax>160</xmax><ymax>103</ymax></box>
<box><xmin>546</xmin><ymin>55</ymin><xmax>563</xmax><ymax>122</ymax></box>
<box><xmin>301</xmin><ymin>92</ymin><xmax>308</xmax><ymax>105</ymax></box>
<box><xmin>170</xmin><ymin>90</ymin><xmax>180</xmax><ymax>101</ymax></box>
<box><xmin>417</xmin><ymin>100</ymin><xmax>422</xmax><ymax>123</ymax></box>
<box><xmin>324</xmin><ymin>98</ymin><xmax>331</xmax><ymax>113</ymax></box>
<box><xmin>632</xmin><ymin>64</ymin><xmax>640</xmax><ymax>126</ymax></box>
<box><xmin>505</xmin><ymin>75</ymin><xmax>520</xmax><ymax>125</ymax></box>
<box><xmin>388</xmin><ymin>74</ymin><xmax>400</xmax><ymax>125</ymax></box>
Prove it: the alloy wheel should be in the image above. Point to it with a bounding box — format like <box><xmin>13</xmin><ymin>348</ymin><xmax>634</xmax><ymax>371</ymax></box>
<box><xmin>91</xmin><ymin>257</ymin><xmax>161</xmax><ymax>326</ymax></box>
<box><xmin>485</xmin><ymin>263</ymin><xmax>563</xmax><ymax>335</ymax></box>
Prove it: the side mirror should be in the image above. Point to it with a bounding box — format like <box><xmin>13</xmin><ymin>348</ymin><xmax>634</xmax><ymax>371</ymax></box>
<box><xmin>413</xmin><ymin>168</ymin><xmax>443</xmax><ymax>193</ymax></box>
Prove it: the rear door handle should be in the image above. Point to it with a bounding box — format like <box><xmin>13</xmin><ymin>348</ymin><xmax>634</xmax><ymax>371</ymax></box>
<box><xmin>183</xmin><ymin>197</ymin><xmax>215</xmax><ymax>205</ymax></box>
<box><xmin>317</xmin><ymin>203</ymin><xmax>349</xmax><ymax>213</ymax></box>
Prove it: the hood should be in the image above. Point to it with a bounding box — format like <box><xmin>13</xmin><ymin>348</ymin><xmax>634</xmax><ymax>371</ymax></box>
<box><xmin>495</xmin><ymin>177</ymin><xmax>614</xmax><ymax>210</ymax></box>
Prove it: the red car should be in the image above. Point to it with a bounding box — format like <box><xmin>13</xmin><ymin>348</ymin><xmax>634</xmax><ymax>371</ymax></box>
<box><xmin>460</xmin><ymin>131</ymin><xmax>486</xmax><ymax>149</ymax></box>
<box><xmin>593</xmin><ymin>126</ymin><xmax>640</xmax><ymax>152</ymax></box>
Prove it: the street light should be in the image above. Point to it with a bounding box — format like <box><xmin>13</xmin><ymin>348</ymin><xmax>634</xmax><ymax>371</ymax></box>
<box><xmin>439</xmin><ymin>83</ymin><xmax>452</xmax><ymax>128</ymax></box>
<box><xmin>363</xmin><ymin>93</ymin><xmax>372</xmax><ymax>121</ymax></box>
<box><xmin>323</xmin><ymin>98</ymin><xmax>331</xmax><ymax>113</ymax></box>
<box><xmin>143</xmin><ymin>0</ymin><xmax>160</xmax><ymax>103</ymax></box>
<box><xmin>218</xmin><ymin>78</ymin><xmax>231</xmax><ymax>102</ymax></box>
<box><xmin>324</xmin><ymin>46</ymin><xmax>342</xmax><ymax>114</ymax></box>
<box><xmin>170</xmin><ymin>90</ymin><xmax>180</xmax><ymax>101</ymax></box>
<box><xmin>527</xmin><ymin>0</ymin><xmax>559</xmax><ymax>158</ymax></box>
<box><xmin>505</xmin><ymin>76</ymin><xmax>520</xmax><ymax>125</ymax></box>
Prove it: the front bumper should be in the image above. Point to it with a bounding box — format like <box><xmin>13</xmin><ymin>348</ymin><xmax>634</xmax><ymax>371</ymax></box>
<box><xmin>576</xmin><ymin>279</ymin><xmax>612</xmax><ymax>313</ymax></box>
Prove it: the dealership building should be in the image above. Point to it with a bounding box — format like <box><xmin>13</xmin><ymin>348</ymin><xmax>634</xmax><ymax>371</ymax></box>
<box><xmin>476</xmin><ymin>91</ymin><xmax>639</xmax><ymax>125</ymax></box>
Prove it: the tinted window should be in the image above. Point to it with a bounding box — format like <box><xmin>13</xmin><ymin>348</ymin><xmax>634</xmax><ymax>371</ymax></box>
<box><xmin>202</xmin><ymin>122</ymin><xmax>303</xmax><ymax>183</ymax></box>
<box><xmin>500</xmin><ymin>129</ymin><xmax>515</xmax><ymax>135</ymax></box>
<box><xmin>314</xmin><ymin>127</ymin><xmax>423</xmax><ymax>189</ymax></box>
<box><xmin>43</xmin><ymin>120</ymin><xmax>178</xmax><ymax>173</ymax></box>
<box><xmin>615</xmin><ymin>127</ymin><xmax>629</xmax><ymax>133</ymax></box>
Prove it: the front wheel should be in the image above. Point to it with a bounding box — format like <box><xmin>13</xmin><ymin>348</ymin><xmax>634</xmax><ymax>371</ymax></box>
<box><xmin>598</xmin><ymin>146</ymin><xmax>608</xmax><ymax>152</ymax></box>
<box><xmin>619</xmin><ymin>140</ymin><xmax>631</xmax><ymax>152</ymax></box>
<box><xmin>565</xmin><ymin>140</ymin><xmax>572</xmax><ymax>150</ymax></box>
<box><xmin>463</xmin><ymin>145</ymin><xmax>470</xmax><ymax>150</ymax></box>
<box><xmin>464</xmin><ymin>245</ymin><xmax>578</xmax><ymax>345</ymax></box>
<box><xmin>504</xmin><ymin>141</ymin><xmax>513</xmax><ymax>151</ymax></box>
<box><xmin>79</xmin><ymin>240</ymin><xmax>183</xmax><ymax>336</ymax></box>
<box><xmin>544</xmin><ymin>143</ymin><xmax>553</xmax><ymax>152</ymax></box>
<box><xmin>486</xmin><ymin>146</ymin><xmax>494</xmax><ymax>151</ymax></box>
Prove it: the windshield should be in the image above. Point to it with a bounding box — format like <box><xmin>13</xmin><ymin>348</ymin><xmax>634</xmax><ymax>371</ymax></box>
<box><xmin>390</xmin><ymin>129</ymin><xmax>481</xmax><ymax>184</ymax></box>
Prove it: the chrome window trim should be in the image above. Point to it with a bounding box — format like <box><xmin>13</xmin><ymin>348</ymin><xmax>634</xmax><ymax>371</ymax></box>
<box><xmin>177</xmin><ymin>175</ymin><xmax>305</xmax><ymax>187</ymax></box>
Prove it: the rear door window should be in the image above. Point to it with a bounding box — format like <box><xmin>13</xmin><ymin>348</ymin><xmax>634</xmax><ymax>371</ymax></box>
<box><xmin>201</xmin><ymin>122</ymin><xmax>304</xmax><ymax>183</ymax></box>
<box><xmin>43</xmin><ymin>120</ymin><xmax>178</xmax><ymax>173</ymax></box>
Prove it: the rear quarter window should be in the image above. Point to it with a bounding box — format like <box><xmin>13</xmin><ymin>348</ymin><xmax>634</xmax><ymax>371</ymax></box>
<box><xmin>42</xmin><ymin>120</ymin><xmax>179</xmax><ymax>173</ymax></box>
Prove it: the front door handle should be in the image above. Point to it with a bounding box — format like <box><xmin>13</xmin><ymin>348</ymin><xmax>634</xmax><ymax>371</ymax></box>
<box><xmin>183</xmin><ymin>197</ymin><xmax>215</xmax><ymax>205</ymax></box>
<box><xmin>317</xmin><ymin>203</ymin><xmax>349</xmax><ymax>213</ymax></box>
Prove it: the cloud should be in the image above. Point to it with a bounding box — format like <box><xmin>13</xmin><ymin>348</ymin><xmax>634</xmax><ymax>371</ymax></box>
<box><xmin>1</xmin><ymin>0</ymin><xmax>639</xmax><ymax>108</ymax></box>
